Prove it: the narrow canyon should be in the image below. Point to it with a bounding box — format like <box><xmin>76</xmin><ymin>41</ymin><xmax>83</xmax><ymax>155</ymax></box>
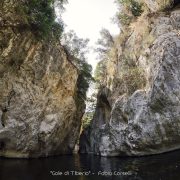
<box><xmin>0</xmin><ymin>0</ymin><xmax>180</xmax><ymax>158</ymax></box>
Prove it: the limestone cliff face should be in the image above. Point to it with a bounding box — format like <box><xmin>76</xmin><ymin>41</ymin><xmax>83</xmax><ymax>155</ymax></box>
<box><xmin>0</xmin><ymin>0</ymin><xmax>85</xmax><ymax>157</ymax></box>
<box><xmin>80</xmin><ymin>3</ymin><xmax>180</xmax><ymax>156</ymax></box>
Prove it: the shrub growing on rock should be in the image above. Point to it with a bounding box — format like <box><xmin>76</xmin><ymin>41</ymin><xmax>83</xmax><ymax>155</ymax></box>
<box><xmin>17</xmin><ymin>0</ymin><xmax>66</xmax><ymax>39</ymax></box>
<box><xmin>118</xmin><ymin>0</ymin><xmax>143</xmax><ymax>17</ymax></box>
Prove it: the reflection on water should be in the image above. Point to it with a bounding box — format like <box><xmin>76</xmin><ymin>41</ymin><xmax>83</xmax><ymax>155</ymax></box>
<box><xmin>0</xmin><ymin>150</ymin><xmax>180</xmax><ymax>180</ymax></box>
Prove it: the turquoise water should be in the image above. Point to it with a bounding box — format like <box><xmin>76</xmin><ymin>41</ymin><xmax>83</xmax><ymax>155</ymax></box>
<box><xmin>0</xmin><ymin>150</ymin><xmax>180</xmax><ymax>180</ymax></box>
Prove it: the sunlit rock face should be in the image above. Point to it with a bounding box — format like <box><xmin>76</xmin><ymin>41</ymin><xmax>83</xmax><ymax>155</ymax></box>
<box><xmin>80</xmin><ymin>8</ymin><xmax>180</xmax><ymax>156</ymax></box>
<box><xmin>0</xmin><ymin>0</ymin><xmax>85</xmax><ymax>158</ymax></box>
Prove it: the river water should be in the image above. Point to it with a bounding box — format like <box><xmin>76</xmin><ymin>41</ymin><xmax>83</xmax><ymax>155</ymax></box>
<box><xmin>0</xmin><ymin>150</ymin><xmax>180</xmax><ymax>180</ymax></box>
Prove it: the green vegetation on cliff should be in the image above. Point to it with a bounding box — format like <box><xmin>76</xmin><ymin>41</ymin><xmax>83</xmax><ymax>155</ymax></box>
<box><xmin>62</xmin><ymin>30</ymin><xmax>94</xmax><ymax>99</ymax></box>
<box><xmin>16</xmin><ymin>0</ymin><xmax>67</xmax><ymax>39</ymax></box>
<box><xmin>13</xmin><ymin>0</ymin><xmax>93</xmax><ymax>100</ymax></box>
<box><xmin>117</xmin><ymin>0</ymin><xmax>143</xmax><ymax>16</ymax></box>
<box><xmin>94</xmin><ymin>0</ymin><xmax>147</xmax><ymax>95</ymax></box>
<box><xmin>113</xmin><ymin>0</ymin><xmax>143</xmax><ymax>27</ymax></box>
<box><xmin>20</xmin><ymin>0</ymin><xmax>93</xmax><ymax>97</ymax></box>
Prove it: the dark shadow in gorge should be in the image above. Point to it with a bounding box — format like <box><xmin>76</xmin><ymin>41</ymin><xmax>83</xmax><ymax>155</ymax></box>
<box><xmin>79</xmin><ymin>86</ymin><xmax>112</xmax><ymax>154</ymax></box>
<box><xmin>174</xmin><ymin>0</ymin><xmax>180</xmax><ymax>6</ymax></box>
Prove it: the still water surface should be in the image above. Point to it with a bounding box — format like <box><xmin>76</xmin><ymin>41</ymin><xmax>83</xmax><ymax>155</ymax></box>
<box><xmin>0</xmin><ymin>150</ymin><xmax>180</xmax><ymax>180</ymax></box>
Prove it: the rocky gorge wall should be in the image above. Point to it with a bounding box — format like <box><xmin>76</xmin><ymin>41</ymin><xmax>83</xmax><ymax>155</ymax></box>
<box><xmin>80</xmin><ymin>1</ymin><xmax>180</xmax><ymax>156</ymax></box>
<box><xmin>0</xmin><ymin>0</ymin><xmax>85</xmax><ymax>158</ymax></box>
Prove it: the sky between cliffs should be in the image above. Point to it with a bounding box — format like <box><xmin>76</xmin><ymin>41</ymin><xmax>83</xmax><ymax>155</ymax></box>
<box><xmin>62</xmin><ymin>0</ymin><xmax>119</xmax><ymax>72</ymax></box>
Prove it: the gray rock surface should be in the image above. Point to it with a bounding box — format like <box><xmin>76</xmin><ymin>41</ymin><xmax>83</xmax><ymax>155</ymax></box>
<box><xmin>80</xmin><ymin>9</ymin><xmax>180</xmax><ymax>156</ymax></box>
